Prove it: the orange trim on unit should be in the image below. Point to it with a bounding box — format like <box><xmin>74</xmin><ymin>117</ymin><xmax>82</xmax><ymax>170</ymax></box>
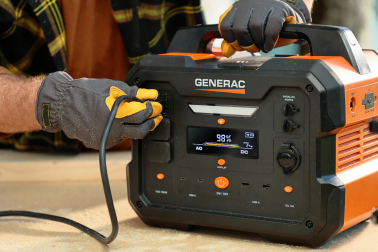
<box><xmin>338</xmin><ymin>163</ymin><xmax>378</xmax><ymax>233</ymax></box>
<box><xmin>344</xmin><ymin>82</ymin><xmax>378</xmax><ymax>125</ymax></box>
<box><xmin>335</xmin><ymin>119</ymin><xmax>378</xmax><ymax>174</ymax></box>
<box><xmin>335</xmin><ymin>119</ymin><xmax>378</xmax><ymax>233</ymax></box>
<box><xmin>291</xmin><ymin>52</ymin><xmax>378</xmax><ymax>125</ymax></box>
<box><xmin>311</xmin><ymin>51</ymin><xmax>378</xmax><ymax>234</ymax></box>
<box><xmin>289</xmin><ymin>52</ymin><xmax>378</xmax><ymax>88</ymax></box>
<box><xmin>196</xmin><ymin>89</ymin><xmax>246</xmax><ymax>94</ymax></box>
<box><xmin>160</xmin><ymin>53</ymin><xmax>217</xmax><ymax>61</ymax></box>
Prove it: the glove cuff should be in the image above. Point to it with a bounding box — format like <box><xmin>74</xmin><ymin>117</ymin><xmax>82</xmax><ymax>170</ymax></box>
<box><xmin>281</xmin><ymin>0</ymin><xmax>312</xmax><ymax>23</ymax></box>
<box><xmin>35</xmin><ymin>71</ymin><xmax>74</xmax><ymax>133</ymax></box>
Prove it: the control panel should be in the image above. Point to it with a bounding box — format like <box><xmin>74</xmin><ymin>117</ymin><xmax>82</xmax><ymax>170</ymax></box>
<box><xmin>142</xmin><ymin>85</ymin><xmax>309</xmax><ymax>221</ymax></box>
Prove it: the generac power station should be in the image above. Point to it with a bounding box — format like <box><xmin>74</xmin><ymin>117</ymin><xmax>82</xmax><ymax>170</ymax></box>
<box><xmin>125</xmin><ymin>24</ymin><xmax>378</xmax><ymax>247</ymax></box>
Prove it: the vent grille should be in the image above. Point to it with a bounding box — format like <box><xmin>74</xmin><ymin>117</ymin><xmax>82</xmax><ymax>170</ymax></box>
<box><xmin>337</xmin><ymin>120</ymin><xmax>378</xmax><ymax>172</ymax></box>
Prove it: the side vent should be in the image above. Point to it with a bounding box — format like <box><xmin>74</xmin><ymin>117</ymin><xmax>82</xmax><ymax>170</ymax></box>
<box><xmin>336</xmin><ymin>119</ymin><xmax>378</xmax><ymax>172</ymax></box>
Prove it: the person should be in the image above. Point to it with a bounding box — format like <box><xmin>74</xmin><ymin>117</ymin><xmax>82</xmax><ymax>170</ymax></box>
<box><xmin>0</xmin><ymin>0</ymin><xmax>314</xmax><ymax>151</ymax></box>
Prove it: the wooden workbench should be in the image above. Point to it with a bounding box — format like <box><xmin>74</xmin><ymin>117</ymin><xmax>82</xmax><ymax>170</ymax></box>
<box><xmin>0</xmin><ymin>150</ymin><xmax>377</xmax><ymax>251</ymax></box>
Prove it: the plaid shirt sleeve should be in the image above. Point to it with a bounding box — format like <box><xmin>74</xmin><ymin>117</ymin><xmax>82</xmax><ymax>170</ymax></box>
<box><xmin>0</xmin><ymin>0</ymin><xmax>77</xmax><ymax>152</ymax></box>
<box><xmin>0</xmin><ymin>0</ymin><xmax>62</xmax><ymax>75</ymax></box>
<box><xmin>0</xmin><ymin>0</ymin><xmax>204</xmax><ymax>153</ymax></box>
<box><xmin>110</xmin><ymin>0</ymin><xmax>204</xmax><ymax>66</ymax></box>
<box><xmin>0</xmin><ymin>0</ymin><xmax>204</xmax><ymax>79</ymax></box>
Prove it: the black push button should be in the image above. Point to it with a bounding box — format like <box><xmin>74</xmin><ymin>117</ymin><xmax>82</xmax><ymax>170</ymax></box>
<box><xmin>148</xmin><ymin>118</ymin><xmax>171</xmax><ymax>141</ymax></box>
<box><xmin>282</xmin><ymin>104</ymin><xmax>299</xmax><ymax>116</ymax></box>
<box><xmin>148</xmin><ymin>141</ymin><xmax>171</xmax><ymax>163</ymax></box>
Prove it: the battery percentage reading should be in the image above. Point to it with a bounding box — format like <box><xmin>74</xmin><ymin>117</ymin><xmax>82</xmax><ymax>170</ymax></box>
<box><xmin>188</xmin><ymin>127</ymin><xmax>258</xmax><ymax>158</ymax></box>
<box><xmin>217</xmin><ymin>134</ymin><xmax>232</xmax><ymax>143</ymax></box>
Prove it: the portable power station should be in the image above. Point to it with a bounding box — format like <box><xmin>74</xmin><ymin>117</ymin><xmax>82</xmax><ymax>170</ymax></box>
<box><xmin>125</xmin><ymin>24</ymin><xmax>378</xmax><ymax>247</ymax></box>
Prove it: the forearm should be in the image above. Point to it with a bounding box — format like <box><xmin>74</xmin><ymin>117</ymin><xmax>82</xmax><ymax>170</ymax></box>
<box><xmin>303</xmin><ymin>0</ymin><xmax>315</xmax><ymax>11</ymax></box>
<box><xmin>0</xmin><ymin>67</ymin><xmax>43</xmax><ymax>133</ymax></box>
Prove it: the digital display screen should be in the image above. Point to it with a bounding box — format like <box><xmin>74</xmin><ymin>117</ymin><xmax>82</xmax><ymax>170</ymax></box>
<box><xmin>187</xmin><ymin>127</ymin><xmax>258</xmax><ymax>158</ymax></box>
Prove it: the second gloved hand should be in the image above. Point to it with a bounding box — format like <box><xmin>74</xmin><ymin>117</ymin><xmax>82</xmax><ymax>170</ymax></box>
<box><xmin>219</xmin><ymin>0</ymin><xmax>312</xmax><ymax>57</ymax></box>
<box><xmin>35</xmin><ymin>72</ymin><xmax>163</xmax><ymax>149</ymax></box>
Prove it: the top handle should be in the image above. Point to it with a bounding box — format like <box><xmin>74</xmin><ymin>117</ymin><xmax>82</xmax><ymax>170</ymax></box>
<box><xmin>280</xmin><ymin>24</ymin><xmax>371</xmax><ymax>75</ymax></box>
<box><xmin>167</xmin><ymin>24</ymin><xmax>371</xmax><ymax>75</ymax></box>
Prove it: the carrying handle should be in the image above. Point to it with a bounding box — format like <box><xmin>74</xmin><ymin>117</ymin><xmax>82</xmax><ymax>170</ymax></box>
<box><xmin>167</xmin><ymin>24</ymin><xmax>371</xmax><ymax>75</ymax></box>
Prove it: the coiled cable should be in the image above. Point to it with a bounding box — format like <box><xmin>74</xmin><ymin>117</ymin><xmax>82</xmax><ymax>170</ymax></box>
<box><xmin>0</xmin><ymin>95</ymin><xmax>142</xmax><ymax>244</ymax></box>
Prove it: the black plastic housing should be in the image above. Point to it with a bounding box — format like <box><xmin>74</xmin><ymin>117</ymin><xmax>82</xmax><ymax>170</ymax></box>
<box><xmin>125</xmin><ymin>24</ymin><xmax>353</xmax><ymax>248</ymax></box>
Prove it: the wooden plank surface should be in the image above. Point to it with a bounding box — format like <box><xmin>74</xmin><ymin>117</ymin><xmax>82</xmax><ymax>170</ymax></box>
<box><xmin>0</xmin><ymin>181</ymin><xmax>376</xmax><ymax>251</ymax></box>
<box><xmin>1</xmin><ymin>151</ymin><xmax>378</xmax><ymax>251</ymax></box>
<box><xmin>0</xmin><ymin>150</ymin><xmax>131</xmax><ymax>182</ymax></box>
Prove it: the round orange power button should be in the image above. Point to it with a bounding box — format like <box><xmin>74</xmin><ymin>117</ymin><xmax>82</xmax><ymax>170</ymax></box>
<box><xmin>215</xmin><ymin>176</ymin><xmax>229</xmax><ymax>189</ymax></box>
<box><xmin>284</xmin><ymin>186</ymin><xmax>293</xmax><ymax>193</ymax></box>
<box><xmin>218</xmin><ymin>118</ymin><xmax>226</xmax><ymax>125</ymax></box>
<box><xmin>218</xmin><ymin>159</ymin><xmax>226</xmax><ymax>166</ymax></box>
<box><xmin>157</xmin><ymin>173</ymin><xmax>165</xmax><ymax>180</ymax></box>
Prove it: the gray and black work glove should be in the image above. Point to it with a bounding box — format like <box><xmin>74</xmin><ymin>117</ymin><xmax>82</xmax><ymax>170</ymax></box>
<box><xmin>219</xmin><ymin>0</ymin><xmax>312</xmax><ymax>57</ymax></box>
<box><xmin>35</xmin><ymin>71</ymin><xmax>163</xmax><ymax>149</ymax></box>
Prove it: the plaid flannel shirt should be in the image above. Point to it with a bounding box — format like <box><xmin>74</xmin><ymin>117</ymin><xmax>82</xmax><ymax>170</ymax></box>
<box><xmin>0</xmin><ymin>0</ymin><xmax>204</xmax><ymax>152</ymax></box>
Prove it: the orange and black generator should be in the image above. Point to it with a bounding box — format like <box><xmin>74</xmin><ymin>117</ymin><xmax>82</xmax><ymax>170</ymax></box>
<box><xmin>125</xmin><ymin>24</ymin><xmax>378</xmax><ymax>247</ymax></box>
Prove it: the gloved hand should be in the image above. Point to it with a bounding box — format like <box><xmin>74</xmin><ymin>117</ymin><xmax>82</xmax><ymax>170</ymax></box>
<box><xmin>219</xmin><ymin>0</ymin><xmax>312</xmax><ymax>57</ymax></box>
<box><xmin>35</xmin><ymin>71</ymin><xmax>163</xmax><ymax>149</ymax></box>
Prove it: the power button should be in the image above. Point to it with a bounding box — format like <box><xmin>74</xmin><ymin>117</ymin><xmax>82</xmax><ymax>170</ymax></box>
<box><xmin>214</xmin><ymin>177</ymin><xmax>229</xmax><ymax>189</ymax></box>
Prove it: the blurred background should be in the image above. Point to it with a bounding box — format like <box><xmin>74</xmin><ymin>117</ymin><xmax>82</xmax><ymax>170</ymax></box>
<box><xmin>201</xmin><ymin>0</ymin><xmax>378</xmax><ymax>54</ymax></box>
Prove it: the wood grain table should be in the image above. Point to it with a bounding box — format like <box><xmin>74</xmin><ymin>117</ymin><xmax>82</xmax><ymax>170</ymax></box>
<box><xmin>0</xmin><ymin>150</ymin><xmax>377</xmax><ymax>251</ymax></box>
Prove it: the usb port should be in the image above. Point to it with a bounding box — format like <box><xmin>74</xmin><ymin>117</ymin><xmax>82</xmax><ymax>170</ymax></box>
<box><xmin>263</xmin><ymin>184</ymin><xmax>271</xmax><ymax>190</ymax></box>
<box><xmin>241</xmin><ymin>182</ymin><xmax>250</xmax><ymax>188</ymax></box>
<box><xmin>181</xmin><ymin>177</ymin><xmax>187</xmax><ymax>181</ymax></box>
<box><xmin>198</xmin><ymin>179</ymin><xmax>204</xmax><ymax>182</ymax></box>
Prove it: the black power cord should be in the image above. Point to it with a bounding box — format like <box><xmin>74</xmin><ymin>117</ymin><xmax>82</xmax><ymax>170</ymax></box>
<box><xmin>0</xmin><ymin>95</ymin><xmax>142</xmax><ymax>244</ymax></box>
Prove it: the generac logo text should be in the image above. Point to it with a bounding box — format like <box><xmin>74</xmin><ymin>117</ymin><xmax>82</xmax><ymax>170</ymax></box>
<box><xmin>195</xmin><ymin>78</ymin><xmax>246</xmax><ymax>88</ymax></box>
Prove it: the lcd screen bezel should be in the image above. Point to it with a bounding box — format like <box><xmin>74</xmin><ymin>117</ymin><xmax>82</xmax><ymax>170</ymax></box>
<box><xmin>187</xmin><ymin>126</ymin><xmax>259</xmax><ymax>159</ymax></box>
